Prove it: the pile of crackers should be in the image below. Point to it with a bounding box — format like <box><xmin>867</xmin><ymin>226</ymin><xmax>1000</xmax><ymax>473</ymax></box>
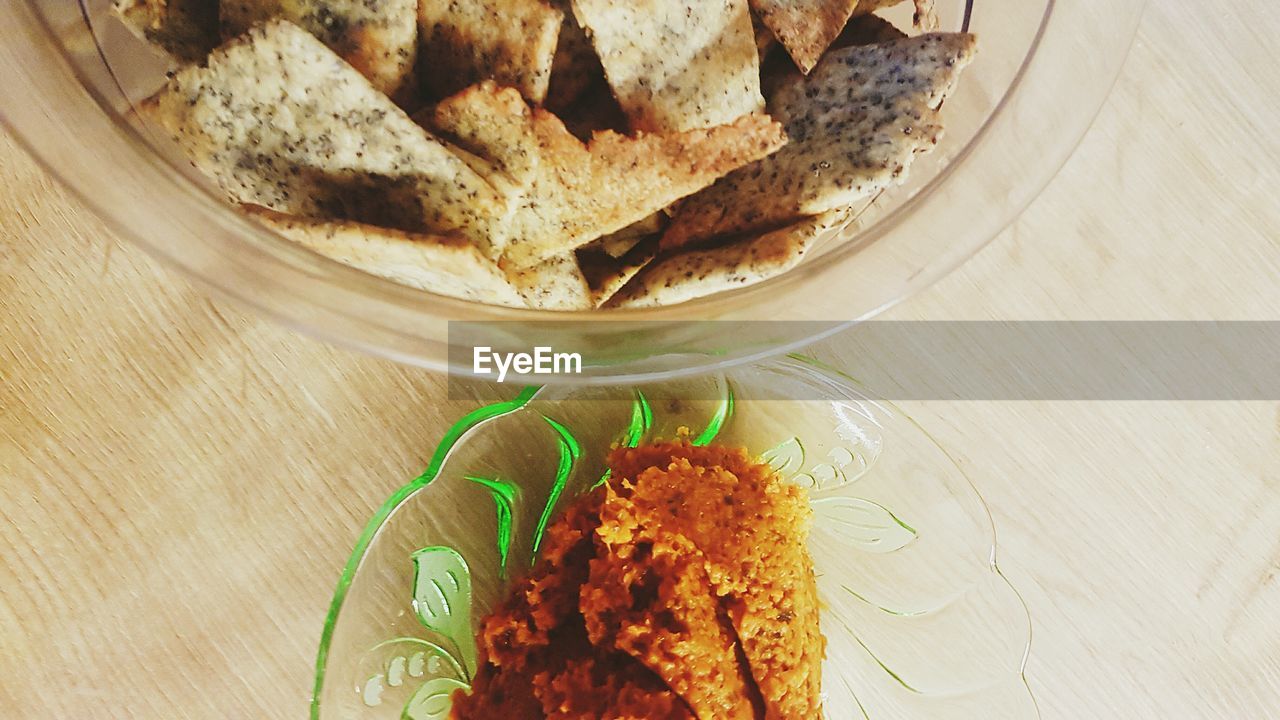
<box><xmin>116</xmin><ymin>0</ymin><xmax>975</xmax><ymax>310</ymax></box>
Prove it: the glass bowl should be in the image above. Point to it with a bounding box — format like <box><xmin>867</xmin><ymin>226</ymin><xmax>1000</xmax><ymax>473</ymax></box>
<box><xmin>0</xmin><ymin>0</ymin><xmax>1144</xmax><ymax>379</ymax></box>
<box><xmin>313</xmin><ymin>356</ymin><xmax>1036</xmax><ymax>718</ymax></box>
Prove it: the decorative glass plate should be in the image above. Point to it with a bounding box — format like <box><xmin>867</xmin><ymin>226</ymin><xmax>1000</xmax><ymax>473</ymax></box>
<box><xmin>313</xmin><ymin>356</ymin><xmax>1037</xmax><ymax>719</ymax></box>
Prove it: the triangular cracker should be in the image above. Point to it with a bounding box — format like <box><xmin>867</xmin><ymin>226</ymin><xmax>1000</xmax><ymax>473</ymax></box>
<box><xmin>570</xmin><ymin>0</ymin><xmax>764</xmax><ymax>132</ymax></box>
<box><xmin>220</xmin><ymin>0</ymin><xmax>417</xmax><ymax>97</ymax></box>
<box><xmin>751</xmin><ymin>0</ymin><xmax>861</xmax><ymax>74</ymax></box>
<box><xmin>143</xmin><ymin>21</ymin><xmax>504</xmax><ymax>248</ymax></box>
<box><xmin>112</xmin><ymin>0</ymin><xmax>219</xmax><ymax>62</ymax></box>
<box><xmin>418</xmin><ymin>0</ymin><xmax>563</xmax><ymax>104</ymax></box>
<box><xmin>609</xmin><ymin>210</ymin><xmax>847</xmax><ymax>308</ymax></box>
<box><xmin>661</xmin><ymin>33</ymin><xmax>976</xmax><ymax>251</ymax></box>
<box><xmin>244</xmin><ymin>206</ymin><xmax>527</xmax><ymax>308</ymax></box>
<box><xmin>502</xmin><ymin>254</ymin><xmax>594</xmax><ymax>311</ymax></box>
<box><xmin>431</xmin><ymin>82</ymin><xmax>787</xmax><ymax>269</ymax></box>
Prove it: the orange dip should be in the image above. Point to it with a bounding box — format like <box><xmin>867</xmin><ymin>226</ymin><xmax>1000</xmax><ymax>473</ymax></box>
<box><xmin>451</xmin><ymin>441</ymin><xmax>824</xmax><ymax>719</ymax></box>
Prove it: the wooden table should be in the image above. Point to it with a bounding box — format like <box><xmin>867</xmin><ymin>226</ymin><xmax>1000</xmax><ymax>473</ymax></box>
<box><xmin>3</xmin><ymin>1</ymin><xmax>1278</xmax><ymax>717</ymax></box>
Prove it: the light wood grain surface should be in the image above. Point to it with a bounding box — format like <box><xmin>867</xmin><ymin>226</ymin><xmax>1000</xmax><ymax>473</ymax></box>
<box><xmin>3</xmin><ymin>2</ymin><xmax>1279</xmax><ymax>718</ymax></box>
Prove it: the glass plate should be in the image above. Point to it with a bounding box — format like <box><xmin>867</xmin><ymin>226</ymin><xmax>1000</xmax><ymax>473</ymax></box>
<box><xmin>313</xmin><ymin>356</ymin><xmax>1036</xmax><ymax>719</ymax></box>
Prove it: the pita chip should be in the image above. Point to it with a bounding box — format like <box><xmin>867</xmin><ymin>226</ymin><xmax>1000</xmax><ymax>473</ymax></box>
<box><xmin>751</xmin><ymin>0</ymin><xmax>861</xmax><ymax>74</ymax></box>
<box><xmin>662</xmin><ymin>33</ymin><xmax>976</xmax><ymax>251</ymax></box>
<box><xmin>245</xmin><ymin>206</ymin><xmax>527</xmax><ymax>308</ymax></box>
<box><xmin>220</xmin><ymin>0</ymin><xmax>417</xmax><ymax>97</ymax></box>
<box><xmin>609</xmin><ymin>211</ymin><xmax>847</xmax><ymax>308</ymax></box>
<box><xmin>418</xmin><ymin>0</ymin><xmax>563</xmax><ymax>103</ymax></box>
<box><xmin>112</xmin><ymin>0</ymin><xmax>219</xmax><ymax>62</ymax></box>
<box><xmin>143</xmin><ymin>21</ymin><xmax>504</xmax><ymax>249</ymax></box>
<box><xmin>571</xmin><ymin>0</ymin><xmax>764</xmax><ymax>132</ymax></box>
<box><xmin>431</xmin><ymin>82</ymin><xmax>786</xmax><ymax>269</ymax></box>
<box><xmin>752</xmin><ymin>0</ymin><xmax>934</xmax><ymax>74</ymax></box>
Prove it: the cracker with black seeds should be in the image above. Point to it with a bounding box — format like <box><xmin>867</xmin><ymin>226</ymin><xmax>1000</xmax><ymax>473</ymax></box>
<box><xmin>571</xmin><ymin>0</ymin><xmax>764</xmax><ymax>132</ymax></box>
<box><xmin>219</xmin><ymin>0</ymin><xmax>417</xmax><ymax>97</ymax></box>
<box><xmin>112</xmin><ymin>0</ymin><xmax>219</xmax><ymax>62</ymax></box>
<box><xmin>661</xmin><ymin>33</ymin><xmax>976</xmax><ymax>251</ymax></box>
<box><xmin>752</xmin><ymin>0</ymin><xmax>933</xmax><ymax>73</ymax></box>
<box><xmin>609</xmin><ymin>210</ymin><xmax>847</xmax><ymax>308</ymax></box>
<box><xmin>418</xmin><ymin>0</ymin><xmax>563</xmax><ymax>104</ymax></box>
<box><xmin>751</xmin><ymin>0</ymin><xmax>861</xmax><ymax>74</ymax></box>
<box><xmin>761</xmin><ymin>14</ymin><xmax>908</xmax><ymax>98</ymax></box>
<box><xmin>143</xmin><ymin>21</ymin><xmax>504</xmax><ymax>250</ymax></box>
<box><xmin>431</xmin><ymin>82</ymin><xmax>787</xmax><ymax>269</ymax></box>
<box><xmin>244</xmin><ymin>206</ymin><xmax>527</xmax><ymax>307</ymax></box>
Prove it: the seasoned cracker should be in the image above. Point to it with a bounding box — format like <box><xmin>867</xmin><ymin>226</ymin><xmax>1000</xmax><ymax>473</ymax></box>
<box><xmin>418</xmin><ymin>0</ymin><xmax>563</xmax><ymax>103</ymax></box>
<box><xmin>244</xmin><ymin>206</ymin><xmax>526</xmax><ymax>307</ymax></box>
<box><xmin>431</xmin><ymin>82</ymin><xmax>786</xmax><ymax>269</ymax></box>
<box><xmin>751</xmin><ymin>0</ymin><xmax>861</xmax><ymax>74</ymax></box>
<box><xmin>571</xmin><ymin>0</ymin><xmax>764</xmax><ymax>132</ymax></box>
<box><xmin>610</xmin><ymin>211</ymin><xmax>847</xmax><ymax>308</ymax></box>
<box><xmin>143</xmin><ymin>21</ymin><xmax>503</xmax><ymax>248</ymax></box>
<box><xmin>661</xmin><ymin>33</ymin><xmax>976</xmax><ymax>250</ymax></box>
<box><xmin>112</xmin><ymin>0</ymin><xmax>219</xmax><ymax>62</ymax></box>
<box><xmin>219</xmin><ymin>0</ymin><xmax>417</xmax><ymax>97</ymax></box>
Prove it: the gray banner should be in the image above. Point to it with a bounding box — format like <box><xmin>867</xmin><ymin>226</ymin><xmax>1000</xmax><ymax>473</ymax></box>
<box><xmin>447</xmin><ymin>321</ymin><xmax>1280</xmax><ymax>400</ymax></box>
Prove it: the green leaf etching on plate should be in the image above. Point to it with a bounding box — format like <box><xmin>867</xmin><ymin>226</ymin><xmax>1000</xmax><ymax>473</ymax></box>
<box><xmin>410</xmin><ymin>547</ymin><xmax>476</xmax><ymax>679</ymax></box>
<box><xmin>811</xmin><ymin>497</ymin><xmax>917</xmax><ymax>554</ymax></box>
<box><xmin>626</xmin><ymin>390</ymin><xmax>654</xmax><ymax>447</ymax></box>
<box><xmin>313</xmin><ymin>387</ymin><xmax>540</xmax><ymax>720</ymax></box>
<box><xmin>692</xmin><ymin>382</ymin><xmax>734</xmax><ymax>446</ymax></box>
<box><xmin>463</xmin><ymin>476</ymin><xmax>519</xmax><ymax>579</ymax></box>
<box><xmin>360</xmin><ymin>638</ymin><xmax>468</xmax><ymax>708</ymax></box>
<box><xmin>402</xmin><ymin>677</ymin><xmax>470</xmax><ymax>720</ymax></box>
<box><xmin>595</xmin><ymin>390</ymin><xmax>653</xmax><ymax>489</ymax></box>
<box><xmin>531</xmin><ymin>415</ymin><xmax>581</xmax><ymax>559</ymax></box>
